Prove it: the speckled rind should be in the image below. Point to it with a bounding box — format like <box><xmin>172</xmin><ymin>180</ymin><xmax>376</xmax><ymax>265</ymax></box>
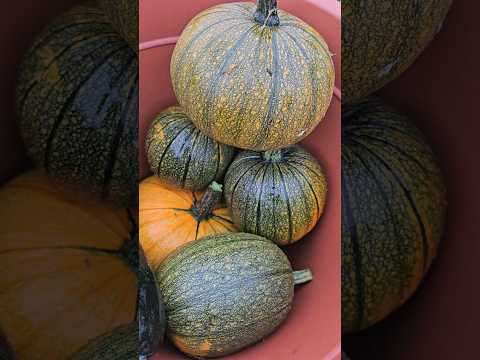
<box><xmin>157</xmin><ymin>233</ymin><xmax>295</xmax><ymax>358</ymax></box>
<box><xmin>224</xmin><ymin>146</ymin><xmax>327</xmax><ymax>245</ymax></box>
<box><xmin>342</xmin><ymin>0</ymin><xmax>452</xmax><ymax>103</ymax></box>
<box><xmin>146</xmin><ymin>106</ymin><xmax>235</xmax><ymax>191</ymax></box>
<box><xmin>98</xmin><ymin>0</ymin><xmax>138</xmax><ymax>51</ymax></box>
<box><xmin>171</xmin><ymin>2</ymin><xmax>335</xmax><ymax>151</ymax></box>
<box><xmin>16</xmin><ymin>4</ymin><xmax>138</xmax><ymax>207</ymax></box>
<box><xmin>342</xmin><ymin>98</ymin><xmax>447</xmax><ymax>333</ymax></box>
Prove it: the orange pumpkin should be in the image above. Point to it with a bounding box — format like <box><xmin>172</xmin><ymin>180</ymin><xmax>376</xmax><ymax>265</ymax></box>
<box><xmin>139</xmin><ymin>176</ymin><xmax>237</xmax><ymax>269</ymax></box>
<box><xmin>0</xmin><ymin>170</ymin><xmax>137</xmax><ymax>360</ymax></box>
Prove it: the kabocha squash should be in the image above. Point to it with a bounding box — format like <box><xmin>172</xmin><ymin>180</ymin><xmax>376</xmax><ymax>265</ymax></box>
<box><xmin>171</xmin><ymin>0</ymin><xmax>335</xmax><ymax>151</ymax></box>
<box><xmin>157</xmin><ymin>233</ymin><xmax>313</xmax><ymax>358</ymax></box>
<box><xmin>16</xmin><ymin>4</ymin><xmax>138</xmax><ymax>207</ymax></box>
<box><xmin>139</xmin><ymin>176</ymin><xmax>237</xmax><ymax>269</ymax></box>
<box><xmin>342</xmin><ymin>0</ymin><xmax>452</xmax><ymax>103</ymax></box>
<box><xmin>0</xmin><ymin>170</ymin><xmax>138</xmax><ymax>359</ymax></box>
<box><xmin>98</xmin><ymin>0</ymin><xmax>138</xmax><ymax>50</ymax></box>
<box><xmin>342</xmin><ymin>98</ymin><xmax>447</xmax><ymax>333</ymax></box>
<box><xmin>224</xmin><ymin>145</ymin><xmax>327</xmax><ymax>245</ymax></box>
<box><xmin>146</xmin><ymin>106</ymin><xmax>235</xmax><ymax>191</ymax></box>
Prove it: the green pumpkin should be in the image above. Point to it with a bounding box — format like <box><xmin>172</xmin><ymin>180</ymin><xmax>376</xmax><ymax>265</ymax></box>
<box><xmin>342</xmin><ymin>0</ymin><xmax>452</xmax><ymax>103</ymax></box>
<box><xmin>342</xmin><ymin>98</ymin><xmax>447</xmax><ymax>333</ymax></box>
<box><xmin>16</xmin><ymin>4</ymin><xmax>138</xmax><ymax>207</ymax></box>
<box><xmin>171</xmin><ymin>0</ymin><xmax>335</xmax><ymax>151</ymax></box>
<box><xmin>98</xmin><ymin>0</ymin><xmax>138</xmax><ymax>51</ymax></box>
<box><xmin>146</xmin><ymin>106</ymin><xmax>235</xmax><ymax>190</ymax></box>
<box><xmin>157</xmin><ymin>232</ymin><xmax>313</xmax><ymax>358</ymax></box>
<box><xmin>224</xmin><ymin>146</ymin><xmax>327</xmax><ymax>246</ymax></box>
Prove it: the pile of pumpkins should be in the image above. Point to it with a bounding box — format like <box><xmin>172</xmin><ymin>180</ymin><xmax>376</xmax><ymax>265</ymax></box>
<box><xmin>140</xmin><ymin>0</ymin><xmax>335</xmax><ymax>358</ymax></box>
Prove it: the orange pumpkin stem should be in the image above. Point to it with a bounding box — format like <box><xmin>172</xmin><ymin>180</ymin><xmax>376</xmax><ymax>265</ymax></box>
<box><xmin>191</xmin><ymin>182</ymin><xmax>223</xmax><ymax>220</ymax></box>
<box><xmin>254</xmin><ymin>0</ymin><xmax>280</xmax><ymax>27</ymax></box>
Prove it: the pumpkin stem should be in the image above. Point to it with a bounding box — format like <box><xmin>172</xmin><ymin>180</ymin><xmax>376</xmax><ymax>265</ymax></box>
<box><xmin>293</xmin><ymin>269</ymin><xmax>313</xmax><ymax>285</ymax></box>
<box><xmin>263</xmin><ymin>149</ymin><xmax>283</xmax><ymax>162</ymax></box>
<box><xmin>254</xmin><ymin>0</ymin><xmax>280</xmax><ymax>27</ymax></box>
<box><xmin>191</xmin><ymin>182</ymin><xmax>223</xmax><ymax>220</ymax></box>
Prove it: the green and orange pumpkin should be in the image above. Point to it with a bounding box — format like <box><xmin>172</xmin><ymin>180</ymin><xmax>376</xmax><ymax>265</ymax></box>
<box><xmin>98</xmin><ymin>0</ymin><xmax>138</xmax><ymax>51</ymax></box>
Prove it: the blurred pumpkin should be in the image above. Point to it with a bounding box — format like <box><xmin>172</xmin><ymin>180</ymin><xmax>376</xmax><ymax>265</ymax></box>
<box><xmin>98</xmin><ymin>0</ymin><xmax>138</xmax><ymax>51</ymax></box>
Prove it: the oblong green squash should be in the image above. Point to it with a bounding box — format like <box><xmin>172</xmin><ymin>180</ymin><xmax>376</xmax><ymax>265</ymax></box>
<box><xmin>98</xmin><ymin>0</ymin><xmax>138</xmax><ymax>51</ymax></box>
<box><xmin>342</xmin><ymin>98</ymin><xmax>447</xmax><ymax>333</ymax></box>
<box><xmin>157</xmin><ymin>232</ymin><xmax>313</xmax><ymax>358</ymax></box>
<box><xmin>171</xmin><ymin>0</ymin><xmax>334</xmax><ymax>151</ymax></box>
<box><xmin>16</xmin><ymin>4</ymin><xmax>138</xmax><ymax>206</ymax></box>
<box><xmin>224</xmin><ymin>146</ymin><xmax>327</xmax><ymax>245</ymax></box>
<box><xmin>146</xmin><ymin>106</ymin><xmax>235</xmax><ymax>190</ymax></box>
<box><xmin>342</xmin><ymin>0</ymin><xmax>452</xmax><ymax>103</ymax></box>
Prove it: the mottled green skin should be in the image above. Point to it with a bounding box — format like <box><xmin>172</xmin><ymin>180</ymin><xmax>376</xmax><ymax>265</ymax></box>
<box><xmin>16</xmin><ymin>4</ymin><xmax>138</xmax><ymax>207</ymax></box>
<box><xmin>70</xmin><ymin>323</ymin><xmax>138</xmax><ymax>360</ymax></box>
<box><xmin>146</xmin><ymin>106</ymin><xmax>235</xmax><ymax>191</ymax></box>
<box><xmin>224</xmin><ymin>146</ymin><xmax>327</xmax><ymax>246</ymax></box>
<box><xmin>171</xmin><ymin>2</ymin><xmax>334</xmax><ymax>151</ymax></box>
<box><xmin>157</xmin><ymin>233</ymin><xmax>295</xmax><ymax>358</ymax></box>
<box><xmin>98</xmin><ymin>0</ymin><xmax>138</xmax><ymax>51</ymax></box>
<box><xmin>342</xmin><ymin>0</ymin><xmax>452</xmax><ymax>103</ymax></box>
<box><xmin>342</xmin><ymin>98</ymin><xmax>447</xmax><ymax>333</ymax></box>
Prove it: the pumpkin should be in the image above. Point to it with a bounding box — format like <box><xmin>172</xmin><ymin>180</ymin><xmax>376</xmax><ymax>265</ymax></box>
<box><xmin>157</xmin><ymin>232</ymin><xmax>313</xmax><ymax>358</ymax></box>
<box><xmin>0</xmin><ymin>170</ymin><xmax>138</xmax><ymax>359</ymax></box>
<box><xmin>139</xmin><ymin>176</ymin><xmax>237</xmax><ymax>269</ymax></box>
<box><xmin>342</xmin><ymin>0</ymin><xmax>452</xmax><ymax>103</ymax></box>
<box><xmin>224</xmin><ymin>145</ymin><xmax>327</xmax><ymax>245</ymax></box>
<box><xmin>171</xmin><ymin>0</ymin><xmax>335</xmax><ymax>151</ymax></box>
<box><xmin>15</xmin><ymin>4</ymin><xmax>138</xmax><ymax>207</ymax></box>
<box><xmin>70</xmin><ymin>323</ymin><xmax>137</xmax><ymax>360</ymax></box>
<box><xmin>98</xmin><ymin>0</ymin><xmax>138</xmax><ymax>51</ymax></box>
<box><xmin>146</xmin><ymin>106</ymin><xmax>235</xmax><ymax>191</ymax></box>
<box><xmin>342</xmin><ymin>98</ymin><xmax>447</xmax><ymax>333</ymax></box>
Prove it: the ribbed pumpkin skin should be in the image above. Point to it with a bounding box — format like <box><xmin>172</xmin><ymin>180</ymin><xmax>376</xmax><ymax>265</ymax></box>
<box><xmin>16</xmin><ymin>4</ymin><xmax>138</xmax><ymax>207</ymax></box>
<box><xmin>98</xmin><ymin>0</ymin><xmax>138</xmax><ymax>50</ymax></box>
<box><xmin>342</xmin><ymin>0</ymin><xmax>452</xmax><ymax>103</ymax></box>
<box><xmin>157</xmin><ymin>233</ymin><xmax>295</xmax><ymax>358</ymax></box>
<box><xmin>171</xmin><ymin>2</ymin><xmax>334</xmax><ymax>151</ymax></box>
<box><xmin>139</xmin><ymin>176</ymin><xmax>237</xmax><ymax>269</ymax></box>
<box><xmin>342</xmin><ymin>98</ymin><xmax>447</xmax><ymax>333</ymax></box>
<box><xmin>224</xmin><ymin>146</ymin><xmax>327</xmax><ymax>245</ymax></box>
<box><xmin>0</xmin><ymin>170</ymin><xmax>138</xmax><ymax>359</ymax></box>
<box><xmin>146</xmin><ymin>106</ymin><xmax>235</xmax><ymax>191</ymax></box>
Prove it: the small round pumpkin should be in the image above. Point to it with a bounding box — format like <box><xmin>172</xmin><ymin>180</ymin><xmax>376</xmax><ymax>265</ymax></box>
<box><xmin>0</xmin><ymin>169</ymin><xmax>138</xmax><ymax>359</ymax></box>
<box><xmin>15</xmin><ymin>4</ymin><xmax>138</xmax><ymax>206</ymax></box>
<box><xmin>157</xmin><ymin>232</ymin><xmax>313</xmax><ymax>358</ymax></box>
<box><xmin>342</xmin><ymin>98</ymin><xmax>447</xmax><ymax>333</ymax></box>
<box><xmin>171</xmin><ymin>0</ymin><xmax>335</xmax><ymax>151</ymax></box>
<box><xmin>139</xmin><ymin>176</ymin><xmax>237</xmax><ymax>269</ymax></box>
<box><xmin>146</xmin><ymin>106</ymin><xmax>235</xmax><ymax>191</ymax></box>
<box><xmin>98</xmin><ymin>0</ymin><xmax>138</xmax><ymax>50</ymax></box>
<box><xmin>224</xmin><ymin>146</ymin><xmax>327</xmax><ymax>245</ymax></box>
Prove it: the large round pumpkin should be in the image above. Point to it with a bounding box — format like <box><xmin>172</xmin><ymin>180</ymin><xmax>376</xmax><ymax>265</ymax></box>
<box><xmin>342</xmin><ymin>0</ymin><xmax>452</xmax><ymax>103</ymax></box>
<box><xmin>224</xmin><ymin>145</ymin><xmax>327</xmax><ymax>245</ymax></box>
<box><xmin>146</xmin><ymin>106</ymin><xmax>235</xmax><ymax>191</ymax></box>
<box><xmin>98</xmin><ymin>0</ymin><xmax>138</xmax><ymax>51</ymax></box>
<box><xmin>157</xmin><ymin>232</ymin><xmax>313</xmax><ymax>358</ymax></box>
<box><xmin>0</xmin><ymin>170</ymin><xmax>138</xmax><ymax>359</ymax></box>
<box><xmin>171</xmin><ymin>0</ymin><xmax>335</xmax><ymax>151</ymax></box>
<box><xmin>15</xmin><ymin>4</ymin><xmax>138</xmax><ymax>207</ymax></box>
<box><xmin>139</xmin><ymin>176</ymin><xmax>237</xmax><ymax>269</ymax></box>
<box><xmin>341</xmin><ymin>98</ymin><xmax>447</xmax><ymax>333</ymax></box>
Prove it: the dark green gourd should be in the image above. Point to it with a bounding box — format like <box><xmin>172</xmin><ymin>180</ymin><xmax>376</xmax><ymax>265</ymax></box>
<box><xmin>342</xmin><ymin>98</ymin><xmax>447</xmax><ymax>333</ymax></box>
<box><xmin>98</xmin><ymin>0</ymin><xmax>138</xmax><ymax>51</ymax></box>
<box><xmin>146</xmin><ymin>106</ymin><xmax>235</xmax><ymax>191</ymax></box>
<box><xmin>16</xmin><ymin>4</ymin><xmax>138</xmax><ymax>206</ymax></box>
<box><xmin>224</xmin><ymin>146</ymin><xmax>327</xmax><ymax>245</ymax></box>
<box><xmin>157</xmin><ymin>233</ymin><xmax>313</xmax><ymax>358</ymax></box>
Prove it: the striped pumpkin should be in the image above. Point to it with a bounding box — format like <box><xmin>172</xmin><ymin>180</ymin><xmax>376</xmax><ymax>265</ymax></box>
<box><xmin>16</xmin><ymin>4</ymin><xmax>138</xmax><ymax>207</ymax></box>
<box><xmin>342</xmin><ymin>98</ymin><xmax>447</xmax><ymax>333</ymax></box>
<box><xmin>342</xmin><ymin>0</ymin><xmax>452</xmax><ymax>103</ymax></box>
<box><xmin>224</xmin><ymin>146</ymin><xmax>327</xmax><ymax>245</ymax></box>
<box><xmin>171</xmin><ymin>0</ymin><xmax>334</xmax><ymax>151</ymax></box>
<box><xmin>146</xmin><ymin>106</ymin><xmax>235</xmax><ymax>191</ymax></box>
<box><xmin>98</xmin><ymin>0</ymin><xmax>138</xmax><ymax>51</ymax></box>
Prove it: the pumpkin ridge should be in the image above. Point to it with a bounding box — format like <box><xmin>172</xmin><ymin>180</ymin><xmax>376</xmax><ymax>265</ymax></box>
<box><xmin>155</xmin><ymin>123</ymin><xmax>192</xmax><ymax>176</ymax></box>
<box><xmin>288</xmin><ymin>162</ymin><xmax>321</xmax><ymax>218</ymax></box>
<box><xmin>255</xmin><ymin>166</ymin><xmax>269</xmax><ymax>234</ymax></box>
<box><xmin>212</xmin><ymin>214</ymin><xmax>234</xmax><ymax>224</ymax></box>
<box><xmin>241</xmin><ymin>163</ymin><xmax>266</xmax><ymax>232</ymax></box>
<box><xmin>228</xmin><ymin>162</ymin><xmax>263</xmax><ymax>207</ymax></box>
<box><xmin>181</xmin><ymin>129</ymin><xmax>202</xmax><ymax>188</ymax></box>
<box><xmin>276</xmin><ymin>163</ymin><xmax>293</xmax><ymax>244</ymax></box>
<box><xmin>165</xmin><ymin>124</ymin><xmax>198</xmax><ymax>186</ymax></box>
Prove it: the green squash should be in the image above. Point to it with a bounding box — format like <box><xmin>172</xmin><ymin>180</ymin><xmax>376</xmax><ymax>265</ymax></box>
<box><xmin>98</xmin><ymin>0</ymin><xmax>138</xmax><ymax>51</ymax></box>
<box><xmin>157</xmin><ymin>232</ymin><xmax>313</xmax><ymax>358</ymax></box>
<box><xmin>342</xmin><ymin>0</ymin><xmax>452</xmax><ymax>103</ymax></box>
<box><xmin>171</xmin><ymin>0</ymin><xmax>335</xmax><ymax>151</ymax></box>
<box><xmin>342</xmin><ymin>98</ymin><xmax>447</xmax><ymax>333</ymax></box>
<box><xmin>16</xmin><ymin>4</ymin><xmax>138</xmax><ymax>207</ymax></box>
<box><xmin>224</xmin><ymin>146</ymin><xmax>327</xmax><ymax>246</ymax></box>
<box><xmin>146</xmin><ymin>106</ymin><xmax>235</xmax><ymax>190</ymax></box>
